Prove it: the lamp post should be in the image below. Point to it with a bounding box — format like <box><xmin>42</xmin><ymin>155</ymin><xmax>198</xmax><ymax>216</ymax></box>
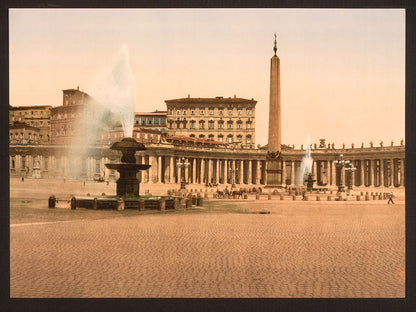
<box><xmin>176</xmin><ymin>157</ymin><xmax>190</xmax><ymax>190</ymax></box>
<box><xmin>229</xmin><ymin>165</ymin><xmax>239</xmax><ymax>189</ymax></box>
<box><xmin>345</xmin><ymin>165</ymin><xmax>357</xmax><ymax>190</ymax></box>
<box><xmin>334</xmin><ymin>154</ymin><xmax>351</xmax><ymax>193</ymax></box>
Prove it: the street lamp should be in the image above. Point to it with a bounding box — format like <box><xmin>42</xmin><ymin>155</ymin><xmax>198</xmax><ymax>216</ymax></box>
<box><xmin>345</xmin><ymin>165</ymin><xmax>357</xmax><ymax>190</ymax></box>
<box><xmin>334</xmin><ymin>154</ymin><xmax>351</xmax><ymax>193</ymax></box>
<box><xmin>229</xmin><ymin>165</ymin><xmax>238</xmax><ymax>189</ymax></box>
<box><xmin>176</xmin><ymin>157</ymin><xmax>190</xmax><ymax>189</ymax></box>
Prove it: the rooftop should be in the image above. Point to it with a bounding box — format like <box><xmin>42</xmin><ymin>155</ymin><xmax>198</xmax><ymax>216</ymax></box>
<box><xmin>165</xmin><ymin>96</ymin><xmax>257</xmax><ymax>105</ymax></box>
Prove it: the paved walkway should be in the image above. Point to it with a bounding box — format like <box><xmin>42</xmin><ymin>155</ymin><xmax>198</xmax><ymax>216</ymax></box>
<box><xmin>10</xmin><ymin>198</ymin><xmax>405</xmax><ymax>297</ymax></box>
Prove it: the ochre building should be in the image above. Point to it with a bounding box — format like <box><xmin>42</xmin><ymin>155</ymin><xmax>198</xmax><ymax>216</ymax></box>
<box><xmin>165</xmin><ymin>95</ymin><xmax>256</xmax><ymax>148</ymax></box>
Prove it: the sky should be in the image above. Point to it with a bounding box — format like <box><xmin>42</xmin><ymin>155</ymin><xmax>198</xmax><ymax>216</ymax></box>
<box><xmin>9</xmin><ymin>8</ymin><xmax>405</xmax><ymax>147</ymax></box>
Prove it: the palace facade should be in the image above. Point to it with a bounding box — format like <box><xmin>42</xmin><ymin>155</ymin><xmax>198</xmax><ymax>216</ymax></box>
<box><xmin>165</xmin><ymin>96</ymin><xmax>256</xmax><ymax>148</ymax></box>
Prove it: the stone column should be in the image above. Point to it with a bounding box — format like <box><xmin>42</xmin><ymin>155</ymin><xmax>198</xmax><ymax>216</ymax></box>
<box><xmin>281</xmin><ymin>161</ymin><xmax>286</xmax><ymax>185</ymax></box>
<box><xmin>208</xmin><ymin>159</ymin><xmax>213</xmax><ymax>184</ymax></box>
<box><xmin>401</xmin><ymin>158</ymin><xmax>405</xmax><ymax>187</ymax></box>
<box><xmin>313</xmin><ymin>160</ymin><xmax>317</xmax><ymax>187</ymax></box>
<box><xmin>169</xmin><ymin>156</ymin><xmax>174</xmax><ymax>183</ymax></box>
<box><xmin>201</xmin><ymin>158</ymin><xmax>205</xmax><ymax>184</ymax></box>
<box><xmin>291</xmin><ymin>161</ymin><xmax>296</xmax><ymax>186</ymax></box>
<box><xmin>192</xmin><ymin>158</ymin><xmax>197</xmax><ymax>184</ymax></box>
<box><xmin>149</xmin><ymin>155</ymin><xmax>157</xmax><ymax>183</ymax></box>
<box><xmin>157</xmin><ymin>156</ymin><xmax>162</xmax><ymax>183</ymax></box>
<box><xmin>380</xmin><ymin>159</ymin><xmax>384</xmax><ymax>187</ymax></box>
<box><xmin>238</xmin><ymin>160</ymin><xmax>243</xmax><ymax>184</ymax></box>
<box><xmin>369</xmin><ymin>159</ymin><xmax>374</xmax><ymax>187</ymax></box>
<box><xmin>360</xmin><ymin>159</ymin><xmax>365</xmax><ymax>187</ymax></box>
<box><xmin>255</xmin><ymin>160</ymin><xmax>261</xmax><ymax>185</ymax></box>
<box><xmin>331</xmin><ymin>161</ymin><xmax>336</xmax><ymax>186</ymax></box>
<box><xmin>248</xmin><ymin>160</ymin><xmax>253</xmax><ymax>184</ymax></box>
<box><xmin>224</xmin><ymin>160</ymin><xmax>228</xmax><ymax>184</ymax></box>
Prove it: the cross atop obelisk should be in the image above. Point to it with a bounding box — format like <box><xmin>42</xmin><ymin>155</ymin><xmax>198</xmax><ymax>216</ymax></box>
<box><xmin>266</xmin><ymin>34</ymin><xmax>283</xmax><ymax>187</ymax></box>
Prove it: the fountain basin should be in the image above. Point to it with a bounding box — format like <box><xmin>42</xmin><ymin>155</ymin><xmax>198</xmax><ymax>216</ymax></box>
<box><xmin>105</xmin><ymin>163</ymin><xmax>151</xmax><ymax>171</ymax></box>
<box><xmin>72</xmin><ymin>195</ymin><xmax>177</xmax><ymax>210</ymax></box>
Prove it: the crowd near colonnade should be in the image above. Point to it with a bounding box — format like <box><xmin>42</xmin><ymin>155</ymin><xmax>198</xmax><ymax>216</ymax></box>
<box><xmin>9</xmin><ymin>143</ymin><xmax>405</xmax><ymax>188</ymax></box>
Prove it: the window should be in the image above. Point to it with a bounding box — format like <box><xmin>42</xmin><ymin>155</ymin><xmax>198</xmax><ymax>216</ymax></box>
<box><xmin>208</xmin><ymin>134</ymin><xmax>214</xmax><ymax>140</ymax></box>
<box><xmin>154</xmin><ymin>117</ymin><xmax>159</xmax><ymax>125</ymax></box>
<box><xmin>238</xmin><ymin>110</ymin><xmax>242</xmax><ymax>116</ymax></box>
<box><xmin>11</xmin><ymin>157</ymin><xmax>15</xmax><ymax>169</ymax></box>
<box><xmin>227</xmin><ymin>135</ymin><xmax>233</xmax><ymax>143</ymax></box>
<box><xmin>228</xmin><ymin>109</ymin><xmax>232</xmax><ymax>116</ymax></box>
<box><xmin>209</xmin><ymin>108</ymin><xmax>214</xmax><ymax>115</ymax></box>
<box><xmin>200</xmin><ymin>110</ymin><xmax>205</xmax><ymax>115</ymax></box>
<box><xmin>247</xmin><ymin>109</ymin><xmax>252</xmax><ymax>115</ymax></box>
<box><xmin>199</xmin><ymin>120</ymin><xmax>205</xmax><ymax>129</ymax></box>
<box><xmin>169</xmin><ymin>121</ymin><xmax>173</xmax><ymax>129</ymax></box>
<box><xmin>219</xmin><ymin>109</ymin><xmax>223</xmax><ymax>115</ymax></box>
<box><xmin>44</xmin><ymin>157</ymin><xmax>48</xmax><ymax>170</ymax></box>
<box><xmin>218</xmin><ymin>121</ymin><xmax>224</xmax><ymax>129</ymax></box>
<box><xmin>208</xmin><ymin>121</ymin><xmax>214</xmax><ymax>129</ymax></box>
<box><xmin>227</xmin><ymin>121</ymin><xmax>233</xmax><ymax>129</ymax></box>
<box><xmin>177</xmin><ymin>110</ymin><xmax>181</xmax><ymax>115</ymax></box>
<box><xmin>160</xmin><ymin>117</ymin><xmax>166</xmax><ymax>125</ymax></box>
<box><xmin>168</xmin><ymin>109</ymin><xmax>173</xmax><ymax>115</ymax></box>
<box><xmin>190</xmin><ymin>121</ymin><xmax>195</xmax><ymax>129</ymax></box>
<box><xmin>147</xmin><ymin>118</ymin><xmax>152</xmax><ymax>125</ymax></box>
<box><xmin>190</xmin><ymin>134</ymin><xmax>196</xmax><ymax>138</ymax></box>
<box><xmin>218</xmin><ymin>135</ymin><xmax>223</xmax><ymax>142</ymax></box>
<box><xmin>199</xmin><ymin>134</ymin><xmax>205</xmax><ymax>139</ymax></box>
<box><xmin>191</xmin><ymin>110</ymin><xmax>195</xmax><ymax>115</ymax></box>
<box><xmin>183</xmin><ymin>110</ymin><xmax>187</xmax><ymax>115</ymax></box>
<box><xmin>246</xmin><ymin>122</ymin><xmax>251</xmax><ymax>129</ymax></box>
<box><xmin>22</xmin><ymin>157</ymin><xmax>26</xmax><ymax>169</ymax></box>
<box><xmin>246</xmin><ymin>136</ymin><xmax>251</xmax><ymax>144</ymax></box>
<box><xmin>237</xmin><ymin>123</ymin><xmax>242</xmax><ymax>129</ymax></box>
<box><xmin>141</xmin><ymin>118</ymin><xmax>146</xmax><ymax>125</ymax></box>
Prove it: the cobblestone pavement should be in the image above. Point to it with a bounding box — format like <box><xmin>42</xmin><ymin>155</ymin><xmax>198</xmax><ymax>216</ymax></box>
<box><xmin>10</xmin><ymin>197</ymin><xmax>405</xmax><ymax>297</ymax></box>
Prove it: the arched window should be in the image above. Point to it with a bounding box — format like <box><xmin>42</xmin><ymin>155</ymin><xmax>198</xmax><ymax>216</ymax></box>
<box><xmin>227</xmin><ymin>120</ymin><xmax>233</xmax><ymax>129</ymax></box>
<box><xmin>208</xmin><ymin>134</ymin><xmax>214</xmax><ymax>140</ymax></box>
<box><xmin>208</xmin><ymin>120</ymin><xmax>214</xmax><ymax>129</ymax></box>
<box><xmin>190</xmin><ymin>134</ymin><xmax>196</xmax><ymax>138</ymax></box>
<box><xmin>190</xmin><ymin>121</ymin><xmax>195</xmax><ymax>129</ymax></box>
<box><xmin>218</xmin><ymin>120</ymin><xmax>224</xmax><ymax>129</ymax></box>
<box><xmin>199</xmin><ymin>120</ymin><xmax>205</xmax><ymax>129</ymax></box>
<box><xmin>199</xmin><ymin>134</ymin><xmax>205</xmax><ymax>139</ymax></box>
<box><xmin>227</xmin><ymin>134</ymin><xmax>233</xmax><ymax>143</ymax></box>
<box><xmin>246</xmin><ymin>135</ymin><xmax>252</xmax><ymax>144</ymax></box>
<box><xmin>218</xmin><ymin>134</ymin><xmax>224</xmax><ymax>142</ymax></box>
<box><xmin>236</xmin><ymin>135</ymin><xmax>243</xmax><ymax>142</ymax></box>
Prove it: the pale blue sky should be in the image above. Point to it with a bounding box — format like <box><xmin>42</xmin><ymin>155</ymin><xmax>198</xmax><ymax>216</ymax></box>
<box><xmin>9</xmin><ymin>8</ymin><xmax>405</xmax><ymax>146</ymax></box>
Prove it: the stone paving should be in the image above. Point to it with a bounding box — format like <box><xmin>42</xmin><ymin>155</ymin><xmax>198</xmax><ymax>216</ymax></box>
<box><xmin>10</xmin><ymin>178</ymin><xmax>405</xmax><ymax>298</ymax></box>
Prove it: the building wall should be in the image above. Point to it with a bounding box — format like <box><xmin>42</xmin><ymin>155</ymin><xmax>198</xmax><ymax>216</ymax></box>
<box><xmin>134</xmin><ymin>111</ymin><xmax>167</xmax><ymax>133</ymax></box>
<box><xmin>165</xmin><ymin>96</ymin><xmax>256</xmax><ymax>147</ymax></box>
<box><xmin>50</xmin><ymin>88</ymin><xmax>94</xmax><ymax>145</ymax></box>
<box><xmin>9</xmin><ymin>105</ymin><xmax>52</xmax><ymax>143</ymax></box>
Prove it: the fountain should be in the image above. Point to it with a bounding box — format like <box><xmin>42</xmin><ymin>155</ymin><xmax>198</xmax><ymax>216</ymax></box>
<box><xmin>105</xmin><ymin>137</ymin><xmax>150</xmax><ymax>197</ymax></box>
<box><xmin>65</xmin><ymin>45</ymin><xmax>177</xmax><ymax>211</ymax></box>
<box><xmin>296</xmin><ymin>136</ymin><xmax>314</xmax><ymax>186</ymax></box>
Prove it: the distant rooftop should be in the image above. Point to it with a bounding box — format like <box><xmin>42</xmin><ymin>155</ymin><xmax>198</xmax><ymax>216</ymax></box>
<box><xmin>165</xmin><ymin>95</ymin><xmax>256</xmax><ymax>105</ymax></box>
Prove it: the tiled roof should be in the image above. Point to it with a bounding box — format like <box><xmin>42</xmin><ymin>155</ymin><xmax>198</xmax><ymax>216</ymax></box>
<box><xmin>165</xmin><ymin>97</ymin><xmax>257</xmax><ymax>105</ymax></box>
<box><xmin>9</xmin><ymin>105</ymin><xmax>52</xmax><ymax>110</ymax></box>
<box><xmin>166</xmin><ymin>135</ymin><xmax>226</xmax><ymax>145</ymax></box>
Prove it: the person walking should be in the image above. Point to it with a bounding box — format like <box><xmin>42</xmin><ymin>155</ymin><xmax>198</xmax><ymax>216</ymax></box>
<box><xmin>387</xmin><ymin>192</ymin><xmax>395</xmax><ymax>204</ymax></box>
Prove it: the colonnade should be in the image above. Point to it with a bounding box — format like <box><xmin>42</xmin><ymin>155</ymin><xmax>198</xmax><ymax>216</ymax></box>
<box><xmin>136</xmin><ymin>155</ymin><xmax>266</xmax><ymax>186</ymax></box>
<box><xmin>9</xmin><ymin>144</ymin><xmax>406</xmax><ymax>188</ymax></box>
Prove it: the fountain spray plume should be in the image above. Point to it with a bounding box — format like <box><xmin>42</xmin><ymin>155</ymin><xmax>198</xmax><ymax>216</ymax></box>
<box><xmin>90</xmin><ymin>44</ymin><xmax>137</xmax><ymax>138</ymax></box>
<box><xmin>296</xmin><ymin>135</ymin><xmax>314</xmax><ymax>185</ymax></box>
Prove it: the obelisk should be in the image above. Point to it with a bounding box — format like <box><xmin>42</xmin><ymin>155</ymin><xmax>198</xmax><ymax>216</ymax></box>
<box><xmin>266</xmin><ymin>33</ymin><xmax>283</xmax><ymax>187</ymax></box>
